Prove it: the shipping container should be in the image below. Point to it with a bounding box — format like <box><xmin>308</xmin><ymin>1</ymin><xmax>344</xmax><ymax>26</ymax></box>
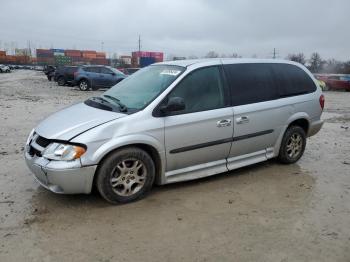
<box><xmin>91</xmin><ymin>58</ymin><xmax>109</xmax><ymax>65</ymax></box>
<box><xmin>65</xmin><ymin>50</ymin><xmax>82</xmax><ymax>57</ymax></box>
<box><xmin>82</xmin><ymin>53</ymin><xmax>97</xmax><ymax>59</ymax></box>
<box><xmin>36</xmin><ymin>49</ymin><xmax>53</xmax><ymax>54</ymax></box>
<box><xmin>140</xmin><ymin>57</ymin><xmax>156</xmax><ymax>67</ymax></box>
<box><xmin>96</xmin><ymin>52</ymin><xmax>106</xmax><ymax>57</ymax></box>
<box><xmin>81</xmin><ymin>50</ymin><xmax>97</xmax><ymax>54</ymax></box>
<box><xmin>51</xmin><ymin>49</ymin><xmax>65</xmax><ymax>53</ymax></box>
<box><xmin>37</xmin><ymin>57</ymin><xmax>55</xmax><ymax>65</ymax></box>
<box><xmin>0</xmin><ymin>51</ymin><xmax>6</xmax><ymax>57</ymax></box>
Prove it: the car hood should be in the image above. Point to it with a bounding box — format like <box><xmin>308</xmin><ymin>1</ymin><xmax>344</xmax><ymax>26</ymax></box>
<box><xmin>35</xmin><ymin>102</ymin><xmax>126</xmax><ymax>140</ymax></box>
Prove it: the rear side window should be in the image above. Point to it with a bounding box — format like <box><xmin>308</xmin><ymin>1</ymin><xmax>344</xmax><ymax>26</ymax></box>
<box><xmin>84</xmin><ymin>67</ymin><xmax>100</xmax><ymax>73</ymax></box>
<box><xmin>271</xmin><ymin>64</ymin><xmax>316</xmax><ymax>97</ymax></box>
<box><xmin>224</xmin><ymin>64</ymin><xmax>278</xmax><ymax>106</ymax></box>
<box><xmin>100</xmin><ymin>67</ymin><xmax>113</xmax><ymax>74</ymax></box>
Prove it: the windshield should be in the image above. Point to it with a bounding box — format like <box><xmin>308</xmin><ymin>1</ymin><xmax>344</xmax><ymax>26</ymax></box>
<box><xmin>102</xmin><ymin>65</ymin><xmax>185</xmax><ymax>110</ymax></box>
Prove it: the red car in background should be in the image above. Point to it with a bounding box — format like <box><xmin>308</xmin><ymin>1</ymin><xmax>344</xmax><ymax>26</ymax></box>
<box><xmin>324</xmin><ymin>75</ymin><xmax>350</xmax><ymax>91</ymax></box>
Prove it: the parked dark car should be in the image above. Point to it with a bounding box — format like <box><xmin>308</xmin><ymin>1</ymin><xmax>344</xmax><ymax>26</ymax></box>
<box><xmin>43</xmin><ymin>65</ymin><xmax>56</xmax><ymax>81</ymax></box>
<box><xmin>124</xmin><ymin>68</ymin><xmax>140</xmax><ymax>75</ymax></box>
<box><xmin>324</xmin><ymin>75</ymin><xmax>350</xmax><ymax>91</ymax></box>
<box><xmin>74</xmin><ymin>65</ymin><xmax>126</xmax><ymax>91</ymax></box>
<box><xmin>54</xmin><ymin>66</ymin><xmax>79</xmax><ymax>86</ymax></box>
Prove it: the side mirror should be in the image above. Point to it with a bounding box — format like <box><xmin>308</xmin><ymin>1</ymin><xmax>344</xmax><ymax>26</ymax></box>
<box><xmin>111</xmin><ymin>72</ymin><xmax>116</xmax><ymax>76</ymax></box>
<box><xmin>160</xmin><ymin>97</ymin><xmax>185</xmax><ymax>114</ymax></box>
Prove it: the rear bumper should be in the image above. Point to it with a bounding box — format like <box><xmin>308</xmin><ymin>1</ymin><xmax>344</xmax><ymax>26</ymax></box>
<box><xmin>25</xmin><ymin>152</ymin><xmax>96</xmax><ymax>194</ymax></box>
<box><xmin>308</xmin><ymin>119</ymin><xmax>324</xmax><ymax>137</ymax></box>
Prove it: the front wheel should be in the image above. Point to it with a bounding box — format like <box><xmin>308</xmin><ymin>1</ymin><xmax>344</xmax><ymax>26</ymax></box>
<box><xmin>278</xmin><ymin>126</ymin><xmax>306</xmax><ymax>164</ymax></box>
<box><xmin>57</xmin><ymin>76</ymin><xmax>66</xmax><ymax>86</ymax></box>
<box><xmin>79</xmin><ymin>79</ymin><xmax>90</xmax><ymax>91</ymax></box>
<box><xmin>96</xmin><ymin>147</ymin><xmax>155</xmax><ymax>204</ymax></box>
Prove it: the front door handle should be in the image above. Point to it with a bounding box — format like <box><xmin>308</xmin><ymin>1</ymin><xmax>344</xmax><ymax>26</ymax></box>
<box><xmin>217</xmin><ymin>119</ymin><xmax>232</xmax><ymax>128</ymax></box>
<box><xmin>236</xmin><ymin>116</ymin><xmax>249</xmax><ymax>124</ymax></box>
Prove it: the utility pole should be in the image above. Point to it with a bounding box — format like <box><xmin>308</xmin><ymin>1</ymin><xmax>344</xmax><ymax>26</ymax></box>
<box><xmin>272</xmin><ymin>48</ymin><xmax>279</xmax><ymax>59</ymax></box>
<box><xmin>101</xmin><ymin>41</ymin><xmax>104</xmax><ymax>51</ymax></box>
<box><xmin>138</xmin><ymin>35</ymin><xmax>141</xmax><ymax>52</ymax></box>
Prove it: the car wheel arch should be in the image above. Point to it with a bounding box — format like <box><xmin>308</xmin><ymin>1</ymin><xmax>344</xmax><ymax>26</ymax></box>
<box><xmin>92</xmin><ymin>143</ymin><xmax>163</xmax><ymax>188</ymax></box>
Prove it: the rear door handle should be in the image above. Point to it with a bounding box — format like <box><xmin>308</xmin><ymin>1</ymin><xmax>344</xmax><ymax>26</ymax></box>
<box><xmin>236</xmin><ymin>116</ymin><xmax>249</xmax><ymax>124</ymax></box>
<box><xmin>217</xmin><ymin>119</ymin><xmax>232</xmax><ymax>128</ymax></box>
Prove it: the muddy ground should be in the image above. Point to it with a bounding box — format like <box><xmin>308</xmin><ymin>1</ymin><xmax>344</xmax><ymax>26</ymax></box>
<box><xmin>0</xmin><ymin>70</ymin><xmax>349</xmax><ymax>262</ymax></box>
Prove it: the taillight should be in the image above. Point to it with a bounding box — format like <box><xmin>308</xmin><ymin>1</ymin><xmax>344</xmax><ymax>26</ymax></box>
<box><xmin>319</xmin><ymin>94</ymin><xmax>325</xmax><ymax>110</ymax></box>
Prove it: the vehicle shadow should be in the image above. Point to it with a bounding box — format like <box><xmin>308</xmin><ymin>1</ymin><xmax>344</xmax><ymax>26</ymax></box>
<box><xmin>30</xmin><ymin>159</ymin><xmax>304</xmax><ymax>210</ymax></box>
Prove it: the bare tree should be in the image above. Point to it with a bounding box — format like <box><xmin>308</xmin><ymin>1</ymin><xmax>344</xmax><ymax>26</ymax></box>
<box><xmin>309</xmin><ymin>52</ymin><xmax>324</xmax><ymax>73</ymax></box>
<box><xmin>205</xmin><ymin>51</ymin><xmax>219</xmax><ymax>58</ymax></box>
<box><xmin>287</xmin><ymin>53</ymin><xmax>306</xmax><ymax>65</ymax></box>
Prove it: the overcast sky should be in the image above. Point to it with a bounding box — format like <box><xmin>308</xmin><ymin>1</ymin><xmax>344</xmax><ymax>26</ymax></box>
<box><xmin>0</xmin><ymin>0</ymin><xmax>349</xmax><ymax>60</ymax></box>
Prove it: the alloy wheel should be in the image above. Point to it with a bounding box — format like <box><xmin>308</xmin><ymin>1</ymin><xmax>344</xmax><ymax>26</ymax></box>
<box><xmin>110</xmin><ymin>159</ymin><xmax>147</xmax><ymax>196</ymax></box>
<box><xmin>286</xmin><ymin>133</ymin><xmax>303</xmax><ymax>159</ymax></box>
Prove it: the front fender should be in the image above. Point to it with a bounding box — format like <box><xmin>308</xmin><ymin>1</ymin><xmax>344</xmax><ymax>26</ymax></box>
<box><xmin>91</xmin><ymin>134</ymin><xmax>165</xmax><ymax>164</ymax></box>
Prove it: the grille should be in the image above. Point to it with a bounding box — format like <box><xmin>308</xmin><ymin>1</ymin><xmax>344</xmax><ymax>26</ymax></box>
<box><xmin>29</xmin><ymin>146</ymin><xmax>42</xmax><ymax>157</ymax></box>
<box><xmin>36</xmin><ymin>136</ymin><xmax>51</xmax><ymax>147</ymax></box>
<box><xmin>28</xmin><ymin>134</ymin><xmax>50</xmax><ymax>157</ymax></box>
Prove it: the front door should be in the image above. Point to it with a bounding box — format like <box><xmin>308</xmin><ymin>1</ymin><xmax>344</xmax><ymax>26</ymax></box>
<box><xmin>163</xmin><ymin>66</ymin><xmax>233</xmax><ymax>182</ymax></box>
<box><xmin>100</xmin><ymin>67</ymin><xmax>114</xmax><ymax>87</ymax></box>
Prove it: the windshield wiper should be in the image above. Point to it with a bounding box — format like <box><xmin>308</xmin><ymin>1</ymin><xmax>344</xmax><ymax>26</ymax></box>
<box><xmin>103</xmin><ymin>95</ymin><xmax>128</xmax><ymax>112</ymax></box>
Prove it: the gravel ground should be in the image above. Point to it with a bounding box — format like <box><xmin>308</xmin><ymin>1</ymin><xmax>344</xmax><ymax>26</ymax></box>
<box><xmin>0</xmin><ymin>70</ymin><xmax>349</xmax><ymax>262</ymax></box>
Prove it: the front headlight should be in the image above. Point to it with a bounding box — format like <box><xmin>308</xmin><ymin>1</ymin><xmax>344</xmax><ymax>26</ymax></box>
<box><xmin>42</xmin><ymin>143</ymin><xmax>86</xmax><ymax>161</ymax></box>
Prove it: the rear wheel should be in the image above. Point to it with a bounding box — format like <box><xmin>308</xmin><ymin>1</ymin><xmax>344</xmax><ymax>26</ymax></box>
<box><xmin>57</xmin><ymin>76</ymin><xmax>66</xmax><ymax>86</ymax></box>
<box><xmin>278</xmin><ymin>126</ymin><xmax>306</xmax><ymax>164</ymax></box>
<box><xmin>79</xmin><ymin>79</ymin><xmax>90</xmax><ymax>91</ymax></box>
<box><xmin>96</xmin><ymin>147</ymin><xmax>155</xmax><ymax>204</ymax></box>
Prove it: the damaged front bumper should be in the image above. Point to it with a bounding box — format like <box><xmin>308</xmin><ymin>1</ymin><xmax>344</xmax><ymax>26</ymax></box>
<box><xmin>24</xmin><ymin>152</ymin><xmax>96</xmax><ymax>194</ymax></box>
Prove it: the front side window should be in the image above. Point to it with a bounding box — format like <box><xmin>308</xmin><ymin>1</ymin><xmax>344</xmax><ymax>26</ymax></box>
<box><xmin>102</xmin><ymin>65</ymin><xmax>185</xmax><ymax>110</ymax></box>
<box><xmin>166</xmin><ymin>66</ymin><xmax>226</xmax><ymax>114</ymax></box>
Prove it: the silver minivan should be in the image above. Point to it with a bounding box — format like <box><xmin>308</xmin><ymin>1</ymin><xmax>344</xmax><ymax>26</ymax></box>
<box><xmin>25</xmin><ymin>59</ymin><xmax>324</xmax><ymax>204</ymax></box>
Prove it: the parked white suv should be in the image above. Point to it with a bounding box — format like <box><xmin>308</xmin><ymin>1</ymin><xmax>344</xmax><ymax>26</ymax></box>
<box><xmin>25</xmin><ymin>59</ymin><xmax>324</xmax><ymax>204</ymax></box>
<box><xmin>0</xmin><ymin>64</ymin><xmax>10</xmax><ymax>73</ymax></box>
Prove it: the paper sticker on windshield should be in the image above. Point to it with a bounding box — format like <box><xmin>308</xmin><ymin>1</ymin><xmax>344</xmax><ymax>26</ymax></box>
<box><xmin>160</xmin><ymin>70</ymin><xmax>181</xmax><ymax>76</ymax></box>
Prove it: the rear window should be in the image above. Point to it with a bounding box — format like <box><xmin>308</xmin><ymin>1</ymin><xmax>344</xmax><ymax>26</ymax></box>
<box><xmin>271</xmin><ymin>64</ymin><xmax>316</xmax><ymax>97</ymax></box>
<box><xmin>224</xmin><ymin>63</ymin><xmax>278</xmax><ymax>106</ymax></box>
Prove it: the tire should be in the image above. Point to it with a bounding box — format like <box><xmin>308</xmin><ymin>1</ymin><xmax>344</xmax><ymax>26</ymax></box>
<box><xmin>79</xmin><ymin>79</ymin><xmax>90</xmax><ymax>91</ymax></box>
<box><xmin>96</xmin><ymin>147</ymin><xmax>155</xmax><ymax>204</ymax></box>
<box><xmin>278</xmin><ymin>125</ymin><xmax>306</xmax><ymax>164</ymax></box>
<box><xmin>57</xmin><ymin>76</ymin><xmax>66</xmax><ymax>86</ymax></box>
<box><xmin>91</xmin><ymin>85</ymin><xmax>99</xmax><ymax>91</ymax></box>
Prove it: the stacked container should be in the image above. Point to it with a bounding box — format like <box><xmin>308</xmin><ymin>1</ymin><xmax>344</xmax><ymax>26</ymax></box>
<box><xmin>36</xmin><ymin>49</ymin><xmax>54</xmax><ymax>65</ymax></box>
<box><xmin>65</xmin><ymin>50</ymin><xmax>81</xmax><ymax>58</ymax></box>
<box><xmin>0</xmin><ymin>50</ymin><xmax>6</xmax><ymax>57</ymax></box>
<box><xmin>150</xmin><ymin>52</ymin><xmax>164</xmax><ymax>63</ymax></box>
<box><xmin>82</xmin><ymin>50</ymin><xmax>97</xmax><ymax>59</ymax></box>
<box><xmin>132</xmin><ymin>51</ymin><xmax>164</xmax><ymax>67</ymax></box>
<box><xmin>54</xmin><ymin>55</ymin><xmax>72</xmax><ymax>66</ymax></box>
<box><xmin>52</xmin><ymin>49</ymin><xmax>65</xmax><ymax>56</ymax></box>
<box><xmin>96</xmin><ymin>52</ymin><xmax>106</xmax><ymax>58</ymax></box>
